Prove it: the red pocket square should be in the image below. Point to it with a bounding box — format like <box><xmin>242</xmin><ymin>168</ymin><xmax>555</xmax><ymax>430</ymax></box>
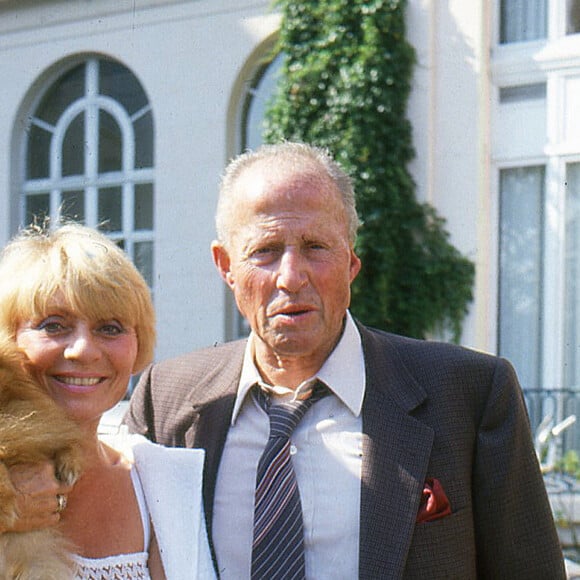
<box><xmin>416</xmin><ymin>477</ymin><xmax>452</xmax><ymax>523</ymax></box>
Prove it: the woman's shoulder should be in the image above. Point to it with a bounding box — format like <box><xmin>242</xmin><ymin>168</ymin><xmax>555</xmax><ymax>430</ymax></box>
<box><xmin>98</xmin><ymin>430</ymin><xmax>144</xmax><ymax>462</ymax></box>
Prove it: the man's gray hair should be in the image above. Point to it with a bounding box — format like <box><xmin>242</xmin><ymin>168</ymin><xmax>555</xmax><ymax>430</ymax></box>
<box><xmin>216</xmin><ymin>142</ymin><xmax>361</xmax><ymax>247</ymax></box>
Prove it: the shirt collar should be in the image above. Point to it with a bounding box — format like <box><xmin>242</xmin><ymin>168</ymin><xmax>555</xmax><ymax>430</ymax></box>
<box><xmin>231</xmin><ymin>311</ymin><xmax>365</xmax><ymax>424</ymax></box>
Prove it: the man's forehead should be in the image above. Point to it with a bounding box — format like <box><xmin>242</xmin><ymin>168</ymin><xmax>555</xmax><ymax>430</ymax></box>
<box><xmin>236</xmin><ymin>161</ymin><xmax>337</xmax><ymax>201</ymax></box>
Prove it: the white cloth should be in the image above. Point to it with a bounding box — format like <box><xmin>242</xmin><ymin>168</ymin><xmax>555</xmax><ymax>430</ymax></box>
<box><xmin>212</xmin><ymin>312</ymin><xmax>365</xmax><ymax>579</ymax></box>
<box><xmin>101</xmin><ymin>433</ymin><xmax>217</xmax><ymax>580</ymax></box>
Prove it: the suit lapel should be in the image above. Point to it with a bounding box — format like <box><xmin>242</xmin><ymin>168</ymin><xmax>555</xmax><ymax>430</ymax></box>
<box><xmin>358</xmin><ymin>325</ymin><xmax>434</xmax><ymax>579</ymax></box>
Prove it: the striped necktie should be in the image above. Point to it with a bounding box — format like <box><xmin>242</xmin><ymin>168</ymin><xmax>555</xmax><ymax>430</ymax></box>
<box><xmin>251</xmin><ymin>382</ymin><xmax>327</xmax><ymax>580</ymax></box>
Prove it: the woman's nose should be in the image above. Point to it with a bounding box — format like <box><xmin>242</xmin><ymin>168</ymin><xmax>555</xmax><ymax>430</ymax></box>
<box><xmin>64</xmin><ymin>327</ymin><xmax>101</xmax><ymax>361</ymax></box>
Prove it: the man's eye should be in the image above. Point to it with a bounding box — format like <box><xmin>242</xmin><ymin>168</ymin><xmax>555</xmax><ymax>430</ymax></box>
<box><xmin>304</xmin><ymin>241</ymin><xmax>329</xmax><ymax>253</ymax></box>
<box><xmin>250</xmin><ymin>247</ymin><xmax>278</xmax><ymax>260</ymax></box>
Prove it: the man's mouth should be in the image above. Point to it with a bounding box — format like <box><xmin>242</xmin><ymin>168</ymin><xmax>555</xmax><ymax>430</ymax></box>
<box><xmin>273</xmin><ymin>305</ymin><xmax>316</xmax><ymax>322</ymax></box>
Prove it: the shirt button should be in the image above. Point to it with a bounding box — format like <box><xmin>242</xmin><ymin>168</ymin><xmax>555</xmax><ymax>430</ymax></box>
<box><xmin>290</xmin><ymin>445</ymin><xmax>297</xmax><ymax>455</ymax></box>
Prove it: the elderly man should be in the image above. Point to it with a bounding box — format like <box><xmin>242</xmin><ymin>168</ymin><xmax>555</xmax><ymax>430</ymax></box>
<box><xmin>124</xmin><ymin>142</ymin><xmax>565</xmax><ymax>579</ymax></box>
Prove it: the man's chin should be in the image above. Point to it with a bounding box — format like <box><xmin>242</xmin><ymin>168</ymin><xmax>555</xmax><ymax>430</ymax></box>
<box><xmin>263</xmin><ymin>329</ymin><xmax>337</xmax><ymax>361</ymax></box>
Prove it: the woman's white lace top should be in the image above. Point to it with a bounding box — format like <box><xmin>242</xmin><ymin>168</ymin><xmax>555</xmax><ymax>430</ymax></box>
<box><xmin>74</xmin><ymin>552</ymin><xmax>150</xmax><ymax>580</ymax></box>
<box><xmin>73</xmin><ymin>468</ymin><xmax>152</xmax><ymax>580</ymax></box>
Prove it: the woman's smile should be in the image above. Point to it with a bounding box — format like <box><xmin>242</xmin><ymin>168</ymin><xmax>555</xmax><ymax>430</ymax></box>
<box><xmin>16</xmin><ymin>302</ymin><xmax>138</xmax><ymax>424</ymax></box>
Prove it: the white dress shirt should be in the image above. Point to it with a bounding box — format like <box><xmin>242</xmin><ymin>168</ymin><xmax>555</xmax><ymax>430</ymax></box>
<box><xmin>212</xmin><ymin>312</ymin><xmax>365</xmax><ymax>579</ymax></box>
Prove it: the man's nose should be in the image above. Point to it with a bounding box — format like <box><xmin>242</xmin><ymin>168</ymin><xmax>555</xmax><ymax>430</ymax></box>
<box><xmin>276</xmin><ymin>249</ymin><xmax>308</xmax><ymax>293</ymax></box>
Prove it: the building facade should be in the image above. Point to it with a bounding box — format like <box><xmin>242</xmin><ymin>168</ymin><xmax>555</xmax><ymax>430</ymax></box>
<box><xmin>1</xmin><ymin>0</ymin><xmax>579</xmax><ymax>450</ymax></box>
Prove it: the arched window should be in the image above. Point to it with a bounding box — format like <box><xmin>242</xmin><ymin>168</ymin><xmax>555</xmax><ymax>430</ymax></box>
<box><xmin>23</xmin><ymin>57</ymin><xmax>154</xmax><ymax>286</ymax></box>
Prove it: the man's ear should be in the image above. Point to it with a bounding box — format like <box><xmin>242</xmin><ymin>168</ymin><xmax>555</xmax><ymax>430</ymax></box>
<box><xmin>211</xmin><ymin>241</ymin><xmax>235</xmax><ymax>289</ymax></box>
<box><xmin>349</xmin><ymin>248</ymin><xmax>362</xmax><ymax>283</ymax></box>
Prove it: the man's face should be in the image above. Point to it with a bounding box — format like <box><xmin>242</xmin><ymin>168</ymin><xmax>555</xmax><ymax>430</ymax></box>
<box><xmin>212</xmin><ymin>162</ymin><xmax>361</xmax><ymax>373</ymax></box>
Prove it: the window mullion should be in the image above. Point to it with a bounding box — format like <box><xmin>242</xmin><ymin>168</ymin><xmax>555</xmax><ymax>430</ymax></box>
<box><xmin>84</xmin><ymin>59</ymin><xmax>99</xmax><ymax>227</ymax></box>
<box><xmin>543</xmin><ymin>158</ymin><xmax>566</xmax><ymax>390</ymax></box>
<box><xmin>123</xmin><ymin>181</ymin><xmax>134</xmax><ymax>259</ymax></box>
<box><xmin>50</xmin><ymin>187</ymin><xmax>61</xmax><ymax>223</ymax></box>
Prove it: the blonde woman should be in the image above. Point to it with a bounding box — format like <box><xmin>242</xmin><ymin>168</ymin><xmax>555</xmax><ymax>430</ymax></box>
<box><xmin>0</xmin><ymin>224</ymin><xmax>215</xmax><ymax>579</ymax></box>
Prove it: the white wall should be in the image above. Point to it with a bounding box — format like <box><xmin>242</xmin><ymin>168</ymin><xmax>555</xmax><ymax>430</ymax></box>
<box><xmin>0</xmin><ymin>0</ymin><xmax>278</xmax><ymax>361</ymax></box>
<box><xmin>407</xmin><ymin>0</ymin><xmax>489</xmax><ymax>351</ymax></box>
<box><xmin>0</xmin><ymin>0</ymin><xmax>494</xmax><ymax>359</ymax></box>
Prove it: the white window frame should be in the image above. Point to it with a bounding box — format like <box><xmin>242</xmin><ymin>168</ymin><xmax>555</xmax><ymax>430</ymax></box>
<box><xmin>22</xmin><ymin>57</ymin><xmax>154</xmax><ymax>284</ymax></box>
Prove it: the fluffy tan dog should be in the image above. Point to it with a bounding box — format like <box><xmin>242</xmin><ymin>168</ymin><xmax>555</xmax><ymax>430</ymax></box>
<box><xmin>0</xmin><ymin>333</ymin><xmax>83</xmax><ymax>579</ymax></box>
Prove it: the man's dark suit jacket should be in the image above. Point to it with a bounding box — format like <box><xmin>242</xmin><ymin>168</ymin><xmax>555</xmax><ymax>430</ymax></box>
<box><xmin>125</xmin><ymin>322</ymin><xmax>566</xmax><ymax>579</ymax></box>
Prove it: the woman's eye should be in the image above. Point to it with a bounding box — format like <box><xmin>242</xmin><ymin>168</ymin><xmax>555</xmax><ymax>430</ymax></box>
<box><xmin>99</xmin><ymin>323</ymin><xmax>124</xmax><ymax>336</ymax></box>
<box><xmin>36</xmin><ymin>319</ymin><xmax>66</xmax><ymax>333</ymax></box>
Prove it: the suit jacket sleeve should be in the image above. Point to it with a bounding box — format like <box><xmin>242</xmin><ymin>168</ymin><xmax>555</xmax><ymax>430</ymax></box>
<box><xmin>471</xmin><ymin>357</ymin><xmax>564</xmax><ymax>578</ymax></box>
<box><xmin>124</xmin><ymin>363</ymin><xmax>156</xmax><ymax>439</ymax></box>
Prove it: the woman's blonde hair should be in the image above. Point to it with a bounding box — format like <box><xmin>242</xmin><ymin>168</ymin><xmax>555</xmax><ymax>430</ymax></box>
<box><xmin>0</xmin><ymin>223</ymin><xmax>155</xmax><ymax>373</ymax></box>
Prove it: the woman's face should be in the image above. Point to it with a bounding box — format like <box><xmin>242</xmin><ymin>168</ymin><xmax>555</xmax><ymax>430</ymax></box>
<box><xmin>15</xmin><ymin>296</ymin><xmax>138</xmax><ymax>429</ymax></box>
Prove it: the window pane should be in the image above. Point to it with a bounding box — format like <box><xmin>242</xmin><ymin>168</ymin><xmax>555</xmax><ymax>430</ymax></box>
<box><xmin>565</xmin><ymin>164</ymin><xmax>580</xmax><ymax>389</ymax></box>
<box><xmin>62</xmin><ymin>113</ymin><xmax>85</xmax><ymax>177</ymax></box>
<box><xmin>24</xmin><ymin>193</ymin><xmax>50</xmax><ymax>226</ymax></box>
<box><xmin>61</xmin><ymin>190</ymin><xmax>85</xmax><ymax>223</ymax></box>
<box><xmin>134</xmin><ymin>241</ymin><xmax>153</xmax><ymax>287</ymax></box>
<box><xmin>99</xmin><ymin>110</ymin><xmax>122</xmax><ymax>173</ymax></box>
<box><xmin>134</xmin><ymin>111</ymin><xmax>153</xmax><ymax>169</ymax></box>
<box><xmin>500</xmin><ymin>0</ymin><xmax>547</xmax><ymax>43</ymax></box>
<box><xmin>135</xmin><ymin>183</ymin><xmax>154</xmax><ymax>230</ymax></box>
<box><xmin>498</xmin><ymin>166</ymin><xmax>545</xmax><ymax>390</ymax></box>
<box><xmin>35</xmin><ymin>64</ymin><xmax>85</xmax><ymax>126</ymax></box>
<box><xmin>567</xmin><ymin>0</ymin><xmax>580</xmax><ymax>34</ymax></box>
<box><xmin>27</xmin><ymin>124</ymin><xmax>51</xmax><ymax>179</ymax></box>
<box><xmin>98</xmin><ymin>186</ymin><xmax>122</xmax><ymax>231</ymax></box>
<box><xmin>99</xmin><ymin>60</ymin><xmax>148</xmax><ymax>116</ymax></box>
<box><xmin>499</xmin><ymin>83</ymin><xmax>546</xmax><ymax>104</ymax></box>
<box><xmin>242</xmin><ymin>53</ymin><xmax>284</xmax><ymax>151</ymax></box>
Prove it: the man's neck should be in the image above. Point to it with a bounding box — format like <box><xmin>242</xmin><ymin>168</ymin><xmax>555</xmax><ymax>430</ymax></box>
<box><xmin>254</xmin><ymin>355</ymin><xmax>322</xmax><ymax>390</ymax></box>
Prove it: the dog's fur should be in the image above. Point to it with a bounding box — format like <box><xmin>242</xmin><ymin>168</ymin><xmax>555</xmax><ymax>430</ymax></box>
<box><xmin>0</xmin><ymin>334</ymin><xmax>83</xmax><ymax>579</ymax></box>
